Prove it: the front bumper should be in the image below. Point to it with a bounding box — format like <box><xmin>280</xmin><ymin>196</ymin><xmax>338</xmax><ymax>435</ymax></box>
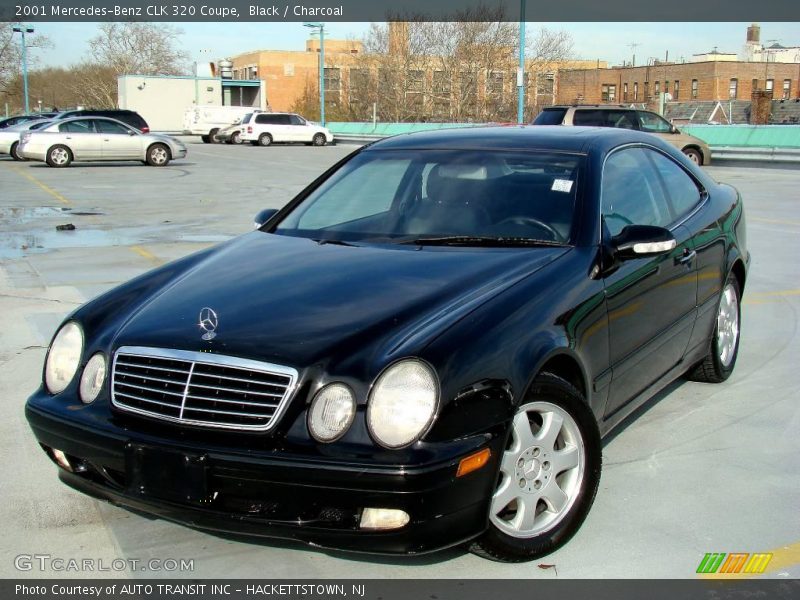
<box><xmin>25</xmin><ymin>396</ymin><xmax>501</xmax><ymax>555</ymax></box>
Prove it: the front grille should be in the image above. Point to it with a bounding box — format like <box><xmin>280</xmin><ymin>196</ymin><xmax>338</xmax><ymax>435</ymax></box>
<box><xmin>111</xmin><ymin>346</ymin><xmax>297</xmax><ymax>431</ymax></box>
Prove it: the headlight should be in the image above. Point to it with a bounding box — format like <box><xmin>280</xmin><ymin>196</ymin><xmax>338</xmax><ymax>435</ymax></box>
<box><xmin>308</xmin><ymin>383</ymin><xmax>356</xmax><ymax>442</ymax></box>
<box><xmin>44</xmin><ymin>322</ymin><xmax>83</xmax><ymax>394</ymax></box>
<box><xmin>367</xmin><ymin>359</ymin><xmax>439</xmax><ymax>449</ymax></box>
<box><xmin>79</xmin><ymin>353</ymin><xmax>107</xmax><ymax>404</ymax></box>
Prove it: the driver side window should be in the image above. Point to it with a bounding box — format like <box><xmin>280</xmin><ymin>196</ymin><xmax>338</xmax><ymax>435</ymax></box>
<box><xmin>601</xmin><ymin>148</ymin><xmax>672</xmax><ymax>237</ymax></box>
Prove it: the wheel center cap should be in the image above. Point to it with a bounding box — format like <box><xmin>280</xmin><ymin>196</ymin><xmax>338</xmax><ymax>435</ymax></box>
<box><xmin>523</xmin><ymin>458</ymin><xmax>541</xmax><ymax>479</ymax></box>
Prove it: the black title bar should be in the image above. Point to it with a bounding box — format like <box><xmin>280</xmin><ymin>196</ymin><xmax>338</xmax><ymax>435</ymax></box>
<box><xmin>1</xmin><ymin>0</ymin><xmax>798</xmax><ymax>22</ymax></box>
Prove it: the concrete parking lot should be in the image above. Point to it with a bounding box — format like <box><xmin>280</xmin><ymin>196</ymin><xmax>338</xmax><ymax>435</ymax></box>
<box><xmin>0</xmin><ymin>140</ymin><xmax>798</xmax><ymax>579</ymax></box>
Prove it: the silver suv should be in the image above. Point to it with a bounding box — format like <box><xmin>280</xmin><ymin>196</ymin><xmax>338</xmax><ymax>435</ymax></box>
<box><xmin>534</xmin><ymin>105</ymin><xmax>711</xmax><ymax>165</ymax></box>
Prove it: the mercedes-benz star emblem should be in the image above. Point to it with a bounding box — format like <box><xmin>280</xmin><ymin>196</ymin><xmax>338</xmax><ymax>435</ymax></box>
<box><xmin>198</xmin><ymin>307</ymin><xmax>218</xmax><ymax>341</ymax></box>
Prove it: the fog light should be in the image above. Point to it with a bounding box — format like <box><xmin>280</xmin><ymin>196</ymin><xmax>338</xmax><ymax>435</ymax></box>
<box><xmin>52</xmin><ymin>449</ymin><xmax>73</xmax><ymax>472</ymax></box>
<box><xmin>360</xmin><ymin>508</ymin><xmax>410</xmax><ymax>530</ymax></box>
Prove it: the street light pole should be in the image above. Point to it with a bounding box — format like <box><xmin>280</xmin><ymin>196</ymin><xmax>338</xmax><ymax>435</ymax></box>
<box><xmin>304</xmin><ymin>22</ymin><xmax>326</xmax><ymax>127</ymax></box>
<box><xmin>12</xmin><ymin>25</ymin><xmax>34</xmax><ymax>114</ymax></box>
<box><xmin>517</xmin><ymin>0</ymin><xmax>526</xmax><ymax>124</ymax></box>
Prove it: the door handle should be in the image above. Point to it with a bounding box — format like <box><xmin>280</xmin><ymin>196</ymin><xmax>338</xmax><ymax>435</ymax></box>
<box><xmin>675</xmin><ymin>249</ymin><xmax>697</xmax><ymax>266</ymax></box>
<box><xmin>65</xmin><ymin>136</ymin><xmax>72</xmax><ymax>139</ymax></box>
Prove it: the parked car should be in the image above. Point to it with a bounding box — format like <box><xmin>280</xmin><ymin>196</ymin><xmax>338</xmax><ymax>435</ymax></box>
<box><xmin>0</xmin><ymin>119</ymin><xmax>53</xmax><ymax>160</ymax></box>
<box><xmin>213</xmin><ymin>117</ymin><xmax>249</xmax><ymax>144</ymax></box>
<box><xmin>241</xmin><ymin>112</ymin><xmax>333</xmax><ymax>147</ymax></box>
<box><xmin>533</xmin><ymin>105</ymin><xmax>712</xmax><ymax>165</ymax></box>
<box><xmin>53</xmin><ymin>109</ymin><xmax>150</xmax><ymax>133</ymax></box>
<box><xmin>182</xmin><ymin>105</ymin><xmax>258</xmax><ymax>143</ymax></box>
<box><xmin>18</xmin><ymin>116</ymin><xmax>186</xmax><ymax>167</ymax></box>
<box><xmin>0</xmin><ymin>113</ymin><xmax>56</xmax><ymax>129</ymax></box>
<box><xmin>25</xmin><ymin>127</ymin><xmax>747</xmax><ymax>561</ymax></box>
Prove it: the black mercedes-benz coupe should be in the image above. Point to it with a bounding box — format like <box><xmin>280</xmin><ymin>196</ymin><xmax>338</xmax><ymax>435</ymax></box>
<box><xmin>26</xmin><ymin>126</ymin><xmax>748</xmax><ymax>562</ymax></box>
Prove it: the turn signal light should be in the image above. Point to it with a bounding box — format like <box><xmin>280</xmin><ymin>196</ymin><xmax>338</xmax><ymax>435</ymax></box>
<box><xmin>456</xmin><ymin>448</ymin><xmax>491</xmax><ymax>478</ymax></box>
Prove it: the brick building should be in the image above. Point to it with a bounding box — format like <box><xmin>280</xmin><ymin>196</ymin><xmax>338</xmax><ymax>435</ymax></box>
<box><xmin>557</xmin><ymin>60</ymin><xmax>800</xmax><ymax>107</ymax></box>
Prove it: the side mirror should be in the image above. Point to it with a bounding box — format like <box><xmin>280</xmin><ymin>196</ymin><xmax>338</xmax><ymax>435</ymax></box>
<box><xmin>254</xmin><ymin>208</ymin><xmax>278</xmax><ymax>229</ymax></box>
<box><xmin>128</xmin><ymin>130</ymin><xmax>136</xmax><ymax>136</ymax></box>
<box><xmin>612</xmin><ymin>225</ymin><xmax>677</xmax><ymax>260</ymax></box>
<box><xmin>670</xmin><ymin>125</ymin><xmax>679</xmax><ymax>134</ymax></box>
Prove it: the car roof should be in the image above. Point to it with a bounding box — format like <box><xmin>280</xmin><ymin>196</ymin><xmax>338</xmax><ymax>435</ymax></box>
<box><xmin>366</xmin><ymin>125</ymin><xmax>664</xmax><ymax>154</ymax></box>
<box><xmin>545</xmin><ymin>105</ymin><xmax>639</xmax><ymax>111</ymax></box>
<box><xmin>51</xmin><ymin>116</ymin><xmax>134</xmax><ymax>128</ymax></box>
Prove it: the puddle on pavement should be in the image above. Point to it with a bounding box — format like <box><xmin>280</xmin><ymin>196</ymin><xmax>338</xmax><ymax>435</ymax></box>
<box><xmin>0</xmin><ymin>206</ymin><xmax>233</xmax><ymax>259</ymax></box>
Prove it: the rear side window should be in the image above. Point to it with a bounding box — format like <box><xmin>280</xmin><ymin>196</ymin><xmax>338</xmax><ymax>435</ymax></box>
<box><xmin>533</xmin><ymin>108</ymin><xmax>566</xmax><ymax>125</ymax></box>
<box><xmin>59</xmin><ymin>120</ymin><xmax>94</xmax><ymax>133</ymax></box>
<box><xmin>573</xmin><ymin>110</ymin><xmax>637</xmax><ymax>129</ymax></box>
<box><xmin>255</xmin><ymin>114</ymin><xmax>279</xmax><ymax>125</ymax></box>
<box><xmin>572</xmin><ymin>110</ymin><xmax>605</xmax><ymax>126</ymax></box>
<box><xmin>646</xmin><ymin>151</ymin><xmax>702</xmax><ymax>219</ymax></box>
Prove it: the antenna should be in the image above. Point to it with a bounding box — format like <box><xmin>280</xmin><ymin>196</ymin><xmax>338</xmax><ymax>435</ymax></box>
<box><xmin>628</xmin><ymin>42</ymin><xmax>641</xmax><ymax>67</ymax></box>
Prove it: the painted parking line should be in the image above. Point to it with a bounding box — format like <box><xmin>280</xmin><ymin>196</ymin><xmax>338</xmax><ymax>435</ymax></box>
<box><xmin>129</xmin><ymin>245</ymin><xmax>163</xmax><ymax>265</ymax></box>
<box><xmin>744</xmin><ymin>289</ymin><xmax>800</xmax><ymax>305</ymax></box>
<box><xmin>750</xmin><ymin>217</ymin><xmax>800</xmax><ymax>226</ymax></box>
<box><xmin>11</xmin><ymin>165</ymin><xmax>71</xmax><ymax>205</ymax></box>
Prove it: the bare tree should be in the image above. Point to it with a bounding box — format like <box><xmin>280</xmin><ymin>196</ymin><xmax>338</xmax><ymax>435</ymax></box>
<box><xmin>0</xmin><ymin>24</ymin><xmax>52</xmax><ymax>112</ymax></box>
<box><xmin>73</xmin><ymin>22</ymin><xmax>190</xmax><ymax>108</ymax></box>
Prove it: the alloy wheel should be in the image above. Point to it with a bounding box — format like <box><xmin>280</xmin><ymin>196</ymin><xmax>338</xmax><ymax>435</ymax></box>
<box><xmin>51</xmin><ymin>148</ymin><xmax>69</xmax><ymax>165</ymax></box>
<box><xmin>490</xmin><ymin>401</ymin><xmax>585</xmax><ymax>538</ymax></box>
<box><xmin>717</xmin><ymin>282</ymin><xmax>739</xmax><ymax>367</ymax></box>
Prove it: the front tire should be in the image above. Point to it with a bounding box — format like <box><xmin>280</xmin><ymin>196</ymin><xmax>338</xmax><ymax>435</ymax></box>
<box><xmin>46</xmin><ymin>145</ymin><xmax>72</xmax><ymax>168</ymax></box>
<box><xmin>258</xmin><ymin>133</ymin><xmax>273</xmax><ymax>147</ymax></box>
<box><xmin>687</xmin><ymin>277</ymin><xmax>741</xmax><ymax>383</ymax></box>
<box><xmin>683</xmin><ymin>148</ymin><xmax>703</xmax><ymax>165</ymax></box>
<box><xmin>230</xmin><ymin>131</ymin><xmax>242</xmax><ymax>144</ymax></box>
<box><xmin>470</xmin><ymin>372</ymin><xmax>601</xmax><ymax>562</ymax></box>
<box><xmin>146</xmin><ymin>143</ymin><xmax>171</xmax><ymax>167</ymax></box>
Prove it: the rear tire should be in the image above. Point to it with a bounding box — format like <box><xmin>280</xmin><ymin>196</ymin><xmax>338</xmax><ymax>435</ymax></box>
<box><xmin>46</xmin><ymin>145</ymin><xmax>72</xmax><ymax>168</ymax></box>
<box><xmin>146</xmin><ymin>143</ymin><xmax>171</xmax><ymax>167</ymax></box>
<box><xmin>312</xmin><ymin>133</ymin><xmax>327</xmax><ymax>147</ymax></box>
<box><xmin>687</xmin><ymin>277</ymin><xmax>741</xmax><ymax>383</ymax></box>
<box><xmin>201</xmin><ymin>135</ymin><xmax>211</xmax><ymax>144</ymax></box>
<box><xmin>10</xmin><ymin>141</ymin><xmax>25</xmax><ymax>161</ymax></box>
<box><xmin>470</xmin><ymin>372</ymin><xmax>601</xmax><ymax>562</ymax></box>
<box><xmin>258</xmin><ymin>133</ymin><xmax>273</xmax><ymax>147</ymax></box>
<box><xmin>209</xmin><ymin>128</ymin><xmax>220</xmax><ymax>143</ymax></box>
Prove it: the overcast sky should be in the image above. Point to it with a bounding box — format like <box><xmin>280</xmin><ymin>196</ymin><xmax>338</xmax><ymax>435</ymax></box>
<box><xmin>28</xmin><ymin>22</ymin><xmax>800</xmax><ymax>70</ymax></box>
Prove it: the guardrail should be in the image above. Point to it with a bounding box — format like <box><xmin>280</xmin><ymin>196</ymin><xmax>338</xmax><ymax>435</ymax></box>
<box><xmin>332</xmin><ymin>132</ymin><xmax>800</xmax><ymax>163</ymax></box>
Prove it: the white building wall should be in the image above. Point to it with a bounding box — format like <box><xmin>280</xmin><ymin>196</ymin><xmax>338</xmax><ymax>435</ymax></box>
<box><xmin>117</xmin><ymin>76</ymin><xmax>222</xmax><ymax>132</ymax></box>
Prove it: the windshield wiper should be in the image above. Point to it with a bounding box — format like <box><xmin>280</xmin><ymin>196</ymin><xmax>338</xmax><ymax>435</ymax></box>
<box><xmin>395</xmin><ymin>236</ymin><xmax>568</xmax><ymax>247</ymax></box>
<box><xmin>314</xmin><ymin>238</ymin><xmax>358</xmax><ymax>247</ymax></box>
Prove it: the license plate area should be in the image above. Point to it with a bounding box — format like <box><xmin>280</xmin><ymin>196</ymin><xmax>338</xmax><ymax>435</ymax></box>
<box><xmin>125</xmin><ymin>444</ymin><xmax>208</xmax><ymax>504</ymax></box>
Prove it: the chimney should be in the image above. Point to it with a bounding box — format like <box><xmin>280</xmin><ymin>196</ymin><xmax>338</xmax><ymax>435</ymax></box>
<box><xmin>746</xmin><ymin>23</ymin><xmax>760</xmax><ymax>44</ymax></box>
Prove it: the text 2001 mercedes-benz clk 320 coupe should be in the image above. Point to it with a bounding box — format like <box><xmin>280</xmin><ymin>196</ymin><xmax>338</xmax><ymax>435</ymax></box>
<box><xmin>26</xmin><ymin>126</ymin><xmax>748</xmax><ymax>562</ymax></box>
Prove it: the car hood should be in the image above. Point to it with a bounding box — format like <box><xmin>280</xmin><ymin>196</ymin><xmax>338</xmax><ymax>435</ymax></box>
<box><xmin>113</xmin><ymin>232</ymin><xmax>567</xmax><ymax>369</ymax></box>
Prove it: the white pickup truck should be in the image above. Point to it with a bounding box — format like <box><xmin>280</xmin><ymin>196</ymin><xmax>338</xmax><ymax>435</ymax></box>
<box><xmin>183</xmin><ymin>105</ymin><xmax>260</xmax><ymax>143</ymax></box>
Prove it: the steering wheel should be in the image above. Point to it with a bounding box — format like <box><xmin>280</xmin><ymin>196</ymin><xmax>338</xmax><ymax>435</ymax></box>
<box><xmin>495</xmin><ymin>216</ymin><xmax>563</xmax><ymax>242</ymax></box>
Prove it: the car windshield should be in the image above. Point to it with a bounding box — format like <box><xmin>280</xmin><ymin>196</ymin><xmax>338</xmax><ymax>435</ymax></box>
<box><xmin>273</xmin><ymin>149</ymin><xmax>582</xmax><ymax>246</ymax></box>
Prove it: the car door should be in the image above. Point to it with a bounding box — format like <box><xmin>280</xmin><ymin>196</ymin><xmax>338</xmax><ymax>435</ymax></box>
<box><xmin>601</xmin><ymin>146</ymin><xmax>698</xmax><ymax>417</ymax></box>
<box><xmin>57</xmin><ymin>119</ymin><xmax>101</xmax><ymax>160</ymax></box>
<box><xmin>93</xmin><ymin>119</ymin><xmax>142</xmax><ymax>160</ymax></box>
<box><xmin>288</xmin><ymin>114</ymin><xmax>310</xmax><ymax>141</ymax></box>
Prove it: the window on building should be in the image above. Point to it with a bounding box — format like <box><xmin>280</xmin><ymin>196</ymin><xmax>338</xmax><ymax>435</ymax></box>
<box><xmin>623</xmin><ymin>82</ymin><xmax>628</xmax><ymax>101</ymax></box>
<box><xmin>432</xmin><ymin>71</ymin><xmax>451</xmax><ymax>120</ymax></box>
<box><xmin>601</xmin><ymin>84</ymin><xmax>617</xmax><ymax>102</ymax></box>
<box><xmin>729</xmin><ymin>78</ymin><xmax>738</xmax><ymax>99</ymax></box>
<box><xmin>691</xmin><ymin>79</ymin><xmax>698</xmax><ymax>98</ymax></box>
<box><xmin>644</xmin><ymin>82</ymin><xmax>650</xmax><ymax>99</ymax></box>
<box><xmin>324</xmin><ymin>67</ymin><xmax>341</xmax><ymax>104</ymax></box>
<box><xmin>766</xmin><ymin>79</ymin><xmax>774</xmax><ymax>93</ymax></box>
<box><xmin>487</xmin><ymin>71</ymin><xmax>504</xmax><ymax>98</ymax></box>
<box><xmin>783</xmin><ymin>79</ymin><xmax>792</xmax><ymax>99</ymax></box>
<box><xmin>674</xmin><ymin>80</ymin><xmax>680</xmax><ymax>100</ymax></box>
<box><xmin>459</xmin><ymin>71</ymin><xmax>478</xmax><ymax>118</ymax></box>
<box><xmin>752</xmin><ymin>78</ymin><xmax>759</xmax><ymax>91</ymax></box>
<box><xmin>654</xmin><ymin>81</ymin><xmax>660</xmax><ymax>96</ymax></box>
<box><xmin>634</xmin><ymin>82</ymin><xmax>639</xmax><ymax>101</ymax></box>
<box><xmin>665</xmin><ymin>81</ymin><xmax>670</xmax><ymax>97</ymax></box>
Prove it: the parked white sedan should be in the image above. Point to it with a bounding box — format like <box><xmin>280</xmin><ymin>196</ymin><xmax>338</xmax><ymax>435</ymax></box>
<box><xmin>18</xmin><ymin>117</ymin><xmax>187</xmax><ymax>167</ymax></box>
<box><xmin>240</xmin><ymin>112</ymin><xmax>334</xmax><ymax>147</ymax></box>
<box><xmin>0</xmin><ymin>119</ymin><xmax>52</xmax><ymax>160</ymax></box>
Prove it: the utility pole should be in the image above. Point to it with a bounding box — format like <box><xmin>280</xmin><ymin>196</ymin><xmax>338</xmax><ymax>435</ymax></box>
<box><xmin>627</xmin><ymin>42</ymin><xmax>641</xmax><ymax>67</ymax></box>
<box><xmin>304</xmin><ymin>22</ymin><xmax>326</xmax><ymax>127</ymax></box>
<box><xmin>12</xmin><ymin>25</ymin><xmax>34</xmax><ymax>114</ymax></box>
<box><xmin>517</xmin><ymin>0</ymin><xmax>526</xmax><ymax>124</ymax></box>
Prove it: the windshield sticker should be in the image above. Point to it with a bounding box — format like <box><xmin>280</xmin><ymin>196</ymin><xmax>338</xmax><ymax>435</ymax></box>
<box><xmin>552</xmin><ymin>179</ymin><xmax>574</xmax><ymax>193</ymax></box>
